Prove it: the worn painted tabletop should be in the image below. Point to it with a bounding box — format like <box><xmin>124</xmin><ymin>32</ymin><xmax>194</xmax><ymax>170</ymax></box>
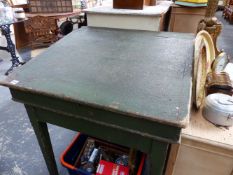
<box><xmin>1</xmin><ymin>27</ymin><xmax>194</xmax><ymax>128</ymax></box>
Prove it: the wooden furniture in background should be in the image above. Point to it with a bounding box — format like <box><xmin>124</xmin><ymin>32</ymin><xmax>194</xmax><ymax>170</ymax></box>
<box><xmin>14</xmin><ymin>10</ymin><xmax>81</xmax><ymax>49</ymax></box>
<box><xmin>113</xmin><ymin>0</ymin><xmax>145</xmax><ymax>9</ymax></box>
<box><xmin>7</xmin><ymin>0</ymin><xmax>29</xmax><ymax>10</ymax></box>
<box><xmin>86</xmin><ymin>1</ymin><xmax>172</xmax><ymax>31</ymax></box>
<box><xmin>172</xmin><ymin>109</ymin><xmax>233</xmax><ymax>175</ymax></box>
<box><xmin>28</xmin><ymin>0</ymin><xmax>74</xmax><ymax>13</ymax></box>
<box><xmin>25</xmin><ymin>9</ymin><xmax>81</xmax><ymax>18</ymax></box>
<box><xmin>24</xmin><ymin>16</ymin><xmax>59</xmax><ymax>48</ymax></box>
<box><xmin>169</xmin><ymin>5</ymin><xmax>206</xmax><ymax>33</ymax></box>
<box><xmin>113</xmin><ymin>0</ymin><xmax>156</xmax><ymax>9</ymax></box>
<box><xmin>145</xmin><ymin>0</ymin><xmax>156</xmax><ymax>6</ymax></box>
<box><xmin>223</xmin><ymin>0</ymin><xmax>233</xmax><ymax>23</ymax></box>
<box><xmin>166</xmin><ymin>2</ymin><xmax>231</xmax><ymax>174</ymax></box>
<box><xmin>7</xmin><ymin>1</ymin><xmax>30</xmax><ymax>49</ymax></box>
<box><xmin>13</xmin><ymin>21</ymin><xmax>29</xmax><ymax>49</ymax></box>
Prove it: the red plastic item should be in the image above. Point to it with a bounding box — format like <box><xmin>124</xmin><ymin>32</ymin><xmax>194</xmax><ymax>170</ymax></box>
<box><xmin>96</xmin><ymin>160</ymin><xmax>129</xmax><ymax>175</ymax></box>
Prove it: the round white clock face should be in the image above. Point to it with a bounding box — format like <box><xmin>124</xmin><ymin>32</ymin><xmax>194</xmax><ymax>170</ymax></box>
<box><xmin>212</xmin><ymin>52</ymin><xmax>229</xmax><ymax>72</ymax></box>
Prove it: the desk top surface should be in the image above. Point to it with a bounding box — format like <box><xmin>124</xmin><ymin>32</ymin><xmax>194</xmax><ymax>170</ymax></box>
<box><xmin>1</xmin><ymin>27</ymin><xmax>194</xmax><ymax>128</ymax></box>
<box><xmin>183</xmin><ymin>108</ymin><xmax>233</xmax><ymax>148</ymax></box>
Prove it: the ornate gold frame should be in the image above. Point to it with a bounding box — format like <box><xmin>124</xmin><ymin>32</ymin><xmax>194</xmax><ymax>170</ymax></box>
<box><xmin>197</xmin><ymin>0</ymin><xmax>222</xmax><ymax>56</ymax></box>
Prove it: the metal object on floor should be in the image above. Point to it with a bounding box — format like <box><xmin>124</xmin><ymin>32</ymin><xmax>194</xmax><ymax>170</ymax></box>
<box><xmin>0</xmin><ymin>24</ymin><xmax>24</xmax><ymax>75</ymax></box>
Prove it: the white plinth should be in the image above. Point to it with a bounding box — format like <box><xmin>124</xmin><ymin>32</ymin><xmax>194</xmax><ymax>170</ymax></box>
<box><xmin>85</xmin><ymin>1</ymin><xmax>173</xmax><ymax>31</ymax></box>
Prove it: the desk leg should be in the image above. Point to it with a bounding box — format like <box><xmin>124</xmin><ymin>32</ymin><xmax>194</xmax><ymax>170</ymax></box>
<box><xmin>150</xmin><ymin>140</ymin><xmax>169</xmax><ymax>175</ymax></box>
<box><xmin>25</xmin><ymin>105</ymin><xmax>59</xmax><ymax>175</ymax></box>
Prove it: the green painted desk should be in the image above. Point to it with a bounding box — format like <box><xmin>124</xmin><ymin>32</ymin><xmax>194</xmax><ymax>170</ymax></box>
<box><xmin>0</xmin><ymin>27</ymin><xmax>194</xmax><ymax>175</ymax></box>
